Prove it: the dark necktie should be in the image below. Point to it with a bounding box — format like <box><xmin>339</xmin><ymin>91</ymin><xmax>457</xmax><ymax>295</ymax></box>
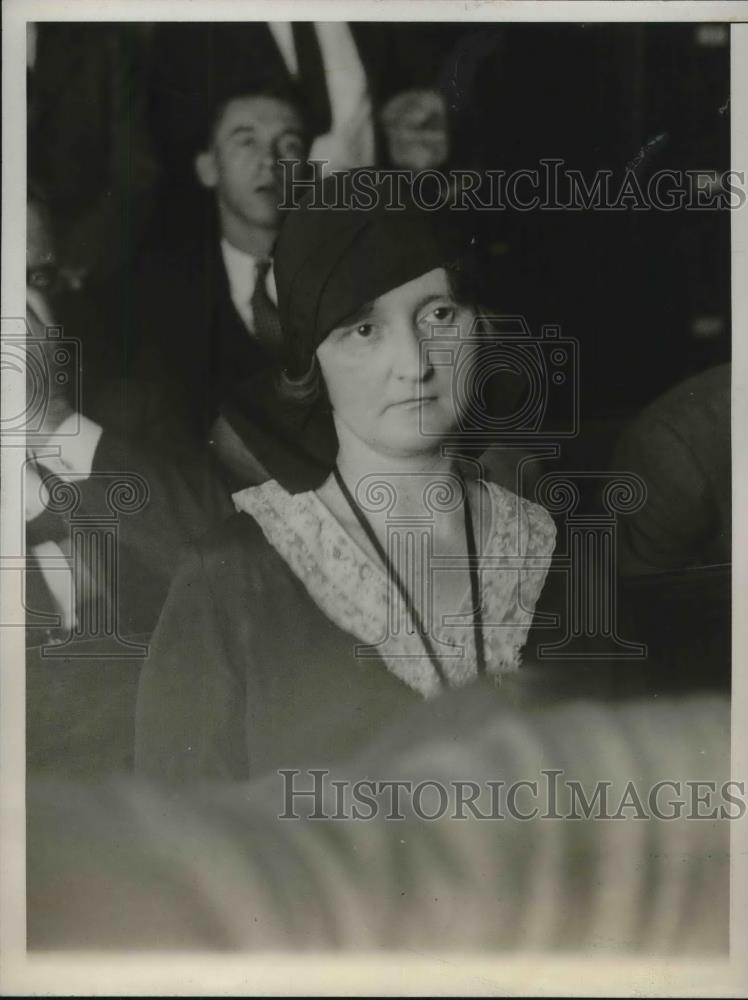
<box><xmin>250</xmin><ymin>258</ymin><xmax>283</xmax><ymax>357</ymax></box>
<box><xmin>291</xmin><ymin>22</ymin><xmax>332</xmax><ymax>137</ymax></box>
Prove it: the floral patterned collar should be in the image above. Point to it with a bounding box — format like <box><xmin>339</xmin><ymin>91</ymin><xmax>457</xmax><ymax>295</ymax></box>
<box><xmin>233</xmin><ymin>479</ymin><xmax>556</xmax><ymax>698</ymax></box>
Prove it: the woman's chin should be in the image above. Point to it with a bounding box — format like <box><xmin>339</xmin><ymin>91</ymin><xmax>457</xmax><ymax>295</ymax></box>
<box><xmin>376</xmin><ymin>424</ymin><xmax>457</xmax><ymax>458</ymax></box>
<box><xmin>387</xmin><ymin>408</ymin><xmax>458</xmax><ymax>447</ymax></box>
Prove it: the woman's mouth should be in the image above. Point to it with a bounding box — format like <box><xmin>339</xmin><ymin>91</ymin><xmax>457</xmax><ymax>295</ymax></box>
<box><xmin>389</xmin><ymin>396</ymin><xmax>439</xmax><ymax>410</ymax></box>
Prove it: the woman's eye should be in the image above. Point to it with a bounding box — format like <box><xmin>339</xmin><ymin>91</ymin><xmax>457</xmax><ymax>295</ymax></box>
<box><xmin>353</xmin><ymin>323</ymin><xmax>375</xmax><ymax>339</ymax></box>
<box><xmin>423</xmin><ymin>305</ymin><xmax>456</xmax><ymax>325</ymax></box>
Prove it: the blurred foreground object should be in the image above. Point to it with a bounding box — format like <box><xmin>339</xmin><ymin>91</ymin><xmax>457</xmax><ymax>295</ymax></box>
<box><xmin>28</xmin><ymin>689</ymin><xmax>729</xmax><ymax>952</ymax></box>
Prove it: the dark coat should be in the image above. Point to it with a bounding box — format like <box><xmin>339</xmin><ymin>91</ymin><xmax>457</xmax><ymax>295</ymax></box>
<box><xmin>134</xmin><ymin>511</ymin><xmax>421</xmax><ymax>783</ymax></box>
<box><xmin>26</xmin><ymin>429</ymin><xmax>233</xmax><ymax>641</ymax></box>
<box><xmin>25</xmin><ymin>430</ymin><xmax>234</xmax><ymax>780</ymax></box>
<box><xmin>28</xmin><ymin>24</ymin><xmax>158</xmax><ymax>279</ymax></box>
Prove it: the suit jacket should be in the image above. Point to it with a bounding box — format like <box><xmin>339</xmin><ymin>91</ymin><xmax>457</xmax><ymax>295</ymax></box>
<box><xmin>26</xmin><ymin>428</ymin><xmax>233</xmax><ymax>637</ymax></box>
<box><xmin>85</xmin><ymin>233</ymin><xmax>338</xmax><ymax>493</ymax></box>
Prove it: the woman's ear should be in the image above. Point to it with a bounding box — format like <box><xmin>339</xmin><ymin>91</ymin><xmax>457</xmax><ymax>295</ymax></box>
<box><xmin>194</xmin><ymin>150</ymin><xmax>218</xmax><ymax>189</ymax></box>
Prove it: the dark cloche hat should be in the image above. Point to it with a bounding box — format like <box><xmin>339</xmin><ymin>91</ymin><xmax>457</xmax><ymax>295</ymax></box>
<box><xmin>273</xmin><ymin>172</ymin><xmax>474</xmax><ymax>374</ymax></box>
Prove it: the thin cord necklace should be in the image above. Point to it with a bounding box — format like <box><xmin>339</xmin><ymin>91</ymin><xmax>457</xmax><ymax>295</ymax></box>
<box><xmin>332</xmin><ymin>466</ymin><xmax>487</xmax><ymax>686</ymax></box>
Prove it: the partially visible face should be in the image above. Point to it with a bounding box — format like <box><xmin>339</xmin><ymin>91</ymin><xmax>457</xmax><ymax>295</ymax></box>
<box><xmin>197</xmin><ymin>96</ymin><xmax>305</xmax><ymax>229</ymax></box>
<box><xmin>316</xmin><ymin>267</ymin><xmax>478</xmax><ymax>459</ymax></box>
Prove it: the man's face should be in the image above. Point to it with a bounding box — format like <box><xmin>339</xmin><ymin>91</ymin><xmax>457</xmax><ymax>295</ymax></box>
<box><xmin>196</xmin><ymin>96</ymin><xmax>305</xmax><ymax>230</ymax></box>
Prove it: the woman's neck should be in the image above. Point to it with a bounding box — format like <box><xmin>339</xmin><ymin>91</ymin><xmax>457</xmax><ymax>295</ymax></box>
<box><xmin>330</xmin><ymin>431</ymin><xmax>459</xmax><ymax>521</ymax></box>
<box><xmin>317</xmin><ymin>432</ymin><xmax>483</xmax><ymax>594</ymax></box>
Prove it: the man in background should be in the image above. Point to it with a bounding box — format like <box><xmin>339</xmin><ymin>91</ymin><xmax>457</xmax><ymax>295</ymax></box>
<box><xmin>148</xmin><ymin>21</ymin><xmax>467</xmax><ymax>237</ymax></box>
<box><xmin>89</xmin><ymin>88</ymin><xmax>337</xmax><ymax>492</ymax></box>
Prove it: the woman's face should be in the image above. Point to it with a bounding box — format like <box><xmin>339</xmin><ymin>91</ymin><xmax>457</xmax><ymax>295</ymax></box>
<box><xmin>316</xmin><ymin>267</ymin><xmax>477</xmax><ymax>459</ymax></box>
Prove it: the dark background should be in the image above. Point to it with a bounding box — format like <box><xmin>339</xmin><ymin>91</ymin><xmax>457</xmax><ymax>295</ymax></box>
<box><xmin>28</xmin><ymin>21</ymin><xmax>731</xmax><ymax>425</ymax></box>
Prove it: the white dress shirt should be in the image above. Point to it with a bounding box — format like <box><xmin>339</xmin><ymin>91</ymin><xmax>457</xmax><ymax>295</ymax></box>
<box><xmin>26</xmin><ymin>413</ymin><xmax>103</xmax><ymax>519</ymax></box>
<box><xmin>26</xmin><ymin>413</ymin><xmax>103</xmax><ymax>630</ymax></box>
<box><xmin>268</xmin><ymin>21</ymin><xmax>375</xmax><ymax>173</ymax></box>
<box><xmin>220</xmin><ymin>238</ymin><xmax>278</xmax><ymax>333</ymax></box>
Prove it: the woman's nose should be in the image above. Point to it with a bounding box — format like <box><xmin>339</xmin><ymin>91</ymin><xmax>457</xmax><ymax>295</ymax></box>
<box><xmin>391</xmin><ymin>322</ymin><xmax>429</xmax><ymax>380</ymax></box>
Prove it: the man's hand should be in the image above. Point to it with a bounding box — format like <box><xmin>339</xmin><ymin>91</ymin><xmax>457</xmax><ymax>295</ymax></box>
<box><xmin>380</xmin><ymin>89</ymin><xmax>449</xmax><ymax>170</ymax></box>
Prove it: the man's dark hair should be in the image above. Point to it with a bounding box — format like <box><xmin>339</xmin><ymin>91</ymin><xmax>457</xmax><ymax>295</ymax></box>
<box><xmin>192</xmin><ymin>83</ymin><xmax>308</xmax><ymax>155</ymax></box>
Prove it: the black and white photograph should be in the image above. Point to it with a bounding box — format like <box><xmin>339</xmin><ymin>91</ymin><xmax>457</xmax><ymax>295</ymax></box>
<box><xmin>1</xmin><ymin>0</ymin><xmax>746</xmax><ymax>994</ymax></box>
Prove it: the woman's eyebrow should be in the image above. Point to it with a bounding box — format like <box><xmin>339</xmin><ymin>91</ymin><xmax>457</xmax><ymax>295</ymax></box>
<box><xmin>414</xmin><ymin>292</ymin><xmax>453</xmax><ymax>312</ymax></box>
